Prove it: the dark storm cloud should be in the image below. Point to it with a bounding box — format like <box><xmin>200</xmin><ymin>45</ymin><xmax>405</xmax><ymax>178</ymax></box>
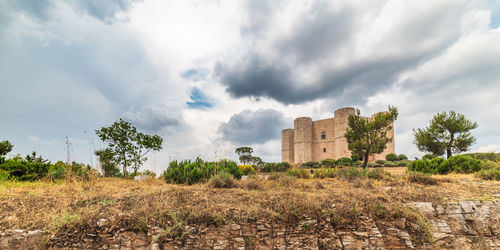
<box><xmin>219</xmin><ymin>109</ymin><xmax>288</xmax><ymax>145</ymax></box>
<box><xmin>216</xmin><ymin>1</ymin><xmax>466</xmax><ymax>105</ymax></box>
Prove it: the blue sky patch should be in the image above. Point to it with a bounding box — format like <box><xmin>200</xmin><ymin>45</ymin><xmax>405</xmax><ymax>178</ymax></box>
<box><xmin>187</xmin><ymin>87</ymin><xmax>213</xmax><ymax>109</ymax></box>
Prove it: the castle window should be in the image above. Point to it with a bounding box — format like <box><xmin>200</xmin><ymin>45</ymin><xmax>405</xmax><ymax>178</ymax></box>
<box><xmin>321</xmin><ymin>132</ymin><xmax>326</xmax><ymax>139</ymax></box>
<box><xmin>323</xmin><ymin>148</ymin><xmax>326</xmax><ymax>153</ymax></box>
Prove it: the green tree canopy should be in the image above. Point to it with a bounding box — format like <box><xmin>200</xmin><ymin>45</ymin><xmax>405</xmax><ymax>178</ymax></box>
<box><xmin>413</xmin><ymin>111</ymin><xmax>477</xmax><ymax>159</ymax></box>
<box><xmin>344</xmin><ymin>106</ymin><xmax>398</xmax><ymax>168</ymax></box>
<box><xmin>235</xmin><ymin>146</ymin><xmax>254</xmax><ymax>165</ymax></box>
<box><xmin>96</xmin><ymin>118</ymin><xmax>163</xmax><ymax>176</ymax></box>
<box><xmin>0</xmin><ymin>140</ymin><xmax>13</xmax><ymax>156</ymax></box>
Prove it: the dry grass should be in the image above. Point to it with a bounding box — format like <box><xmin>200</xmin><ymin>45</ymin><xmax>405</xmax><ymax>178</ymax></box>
<box><xmin>0</xmin><ymin>174</ymin><xmax>498</xmax><ymax>245</ymax></box>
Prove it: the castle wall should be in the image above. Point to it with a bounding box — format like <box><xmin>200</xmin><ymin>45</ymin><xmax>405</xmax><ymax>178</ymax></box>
<box><xmin>281</xmin><ymin>129</ymin><xmax>295</xmax><ymax>163</ymax></box>
<box><xmin>311</xmin><ymin>118</ymin><xmax>336</xmax><ymax>162</ymax></box>
<box><xmin>293</xmin><ymin>117</ymin><xmax>313</xmax><ymax>164</ymax></box>
<box><xmin>333</xmin><ymin>107</ymin><xmax>356</xmax><ymax>159</ymax></box>
<box><xmin>282</xmin><ymin>107</ymin><xmax>395</xmax><ymax>165</ymax></box>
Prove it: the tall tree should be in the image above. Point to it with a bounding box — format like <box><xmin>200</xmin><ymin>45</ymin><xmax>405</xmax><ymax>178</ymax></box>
<box><xmin>96</xmin><ymin>118</ymin><xmax>163</xmax><ymax>176</ymax></box>
<box><xmin>413</xmin><ymin>111</ymin><xmax>477</xmax><ymax>159</ymax></box>
<box><xmin>235</xmin><ymin>146</ymin><xmax>254</xmax><ymax>165</ymax></box>
<box><xmin>344</xmin><ymin>106</ymin><xmax>398</xmax><ymax>168</ymax></box>
<box><xmin>0</xmin><ymin>140</ymin><xmax>13</xmax><ymax>156</ymax></box>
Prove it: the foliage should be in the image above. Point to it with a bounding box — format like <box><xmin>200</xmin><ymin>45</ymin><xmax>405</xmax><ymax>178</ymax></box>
<box><xmin>408</xmin><ymin>155</ymin><xmax>481</xmax><ymax>174</ymax></box>
<box><xmin>375</xmin><ymin>160</ymin><xmax>386</xmax><ymax>165</ymax></box>
<box><xmin>300</xmin><ymin>161</ymin><xmax>320</xmax><ymax>168</ymax></box>
<box><xmin>383</xmin><ymin>161</ymin><xmax>398</xmax><ymax>167</ymax></box>
<box><xmin>0</xmin><ymin>169</ymin><xmax>9</xmax><ymax>181</ymax></box>
<box><xmin>385</xmin><ymin>153</ymin><xmax>398</xmax><ymax>162</ymax></box>
<box><xmin>413</xmin><ymin>111</ymin><xmax>477</xmax><ymax>159</ymax></box>
<box><xmin>398</xmin><ymin>154</ymin><xmax>408</xmax><ymax>160</ymax></box>
<box><xmin>366</xmin><ymin>168</ymin><xmax>386</xmax><ymax>180</ymax></box>
<box><xmin>463</xmin><ymin>152</ymin><xmax>500</xmax><ymax>162</ymax></box>
<box><xmin>48</xmin><ymin>161</ymin><xmax>67</xmax><ymax>180</ymax></box>
<box><xmin>345</xmin><ymin>106</ymin><xmax>398</xmax><ymax>168</ymax></box>
<box><xmin>313</xmin><ymin>168</ymin><xmax>336</xmax><ymax>178</ymax></box>
<box><xmin>336</xmin><ymin>157</ymin><xmax>353</xmax><ymax>166</ymax></box>
<box><xmin>320</xmin><ymin>158</ymin><xmax>336</xmax><ymax>168</ymax></box>
<box><xmin>239</xmin><ymin>165</ymin><xmax>255</xmax><ymax>175</ymax></box>
<box><xmin>235</xmin><ymin>146</ymin><xmax>254</xmax><ymax>165</ymax></box>
<box><xmin>208</xmin><ymin>172</ymin><xmax>235</xmax><ymax>188</ymax></box>
<box><xmin>475</xmin><ymin>168</ymin><xmax>500</xmax><ymax>181</ymax></box>
<box><xmin>397</xmin><ymin>160</ymin><xmax>411</xmax><ymax>167</ymax></box>
<box><xmin>95</xmin><ymin>149</ymin><xmax>120</xmax><ymax>177</ymax></box>
<box><xmin>287</xmin><ymin>168</ymin><xmax>310</xmax><ymax>179</ymax></box>
<box><xmin>350</xmin><ymin>153</ymin><xmax>361</xmax><ymax>162</ymax></box>
<box><xmin>163</xmin><ymin>158</ymin><xmax>242</xmax><ymax>185</ymax></box>
<box><xmin>0</xmin><ymin>157</ymin><xmax>51</xmax><ymax>181</ymax></box>
<box><xmin>261</xmin><ymin>162</ymin><xmax>291</xmax><ymax>172</ymax></box>
<box><xmin>0</xmin><ymin>140</ymin><xmax>13</xmax><ymax>156</ymax></box>
<box><xmin>142</xmin><ymin>170</ymin><xmax>157</xmax><ymax>177</ymax></box>
<box><xmin>96</xmin><ymin>118</ymin><xmax>163</xmax><ymax>176</ymax></box>
<box><xmin>422</xmin><ymin>154</ymin><xmax>437</xmax><ymax>160</ymax></box>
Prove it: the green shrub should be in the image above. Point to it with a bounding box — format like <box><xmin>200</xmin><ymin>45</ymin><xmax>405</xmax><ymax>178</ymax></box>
<box><xmin>475</xmin><ymin>168</ymin><xmax>500</xmax><ymax>181</ymax></box>
<box><xmin>351</xmin><ymin>153</ymin><xmax>361</xmax><ymax>161</ymax></box>
<box><xmin>398</xmin><ymin>154</ymin><xmax>408</xmax><ymax>161</ymax></box>
<box><xmin>397</xmin><ymin>160</ymin><xmax>411</xmax><ymax>167</ymax></box>
<box><xmin>383</xmin><ymin>161</ymin><xmax>398</xmax><ymax>167</ymax></box>
<box><xmin>48</xmin><ymin>161</ymin><xmax>66</xmax><ymax>180</ymax></box>
<box><xmin>422</xmin><ymin>154</ymin><xmax>437</xmax><ymax>160</ymax></box>
<box><xmin>447</xmin><ymin>155</ymin><xmax>481</xmax><ymax>174</ymax></box>
<box><xmin>385</xmin><ymin>153</ymin><xmax>398</xmax><ymax>162</ymax></box>
<box><xmin>300</xmin><ymin>161</ymin><xmax>320</xmax><ymax>168</ymax></box>
<box><xmin>336</xmin><ymin>157</ymin><xmax>353</xmax><ymax>166</ymax></box>
<box><xmin>463</xmin><ymin>152</ymin><xmax>500</xmax><ymax>162</ymax></box>
<box><xmin>163</xmin><ymin>158</ymin><xmax>241</xmax><ymax>185</ymax></box>
<box><xmin>287</xmin><ymin>168</ymin><xmax>310</xmax><ymax>179</ymax></box>
<box><xmin>262</xmin><ymin>162</ymin><xmax>291</xmax><ymax>172</ymax></box>
<box><xmin>313</xmin><ymin>168</ymin><xmax>336</xmax><ymax>179</ymax></box>
<box><xmin>320</xmin><ymin>158</ymin><xmax>336</xmax><ymax>168</ymax></box>
<box><xmin>375</xmin><ymin>160</ymin><xmax>386</xmax><ymax>165</ymax></box>
<box><xmin>408</xmin><ymin>159</ymin><xmax>432</xmax><ymax>173</ymax></box>
<box><xmin>208</xmin><ymin>172</ymin><xmax>235</xmax><ymax>188</ymax></box>
<box><xmin>0</xmin><ymin>169</ymin><xmax>9</xmax><ymax>181</ymax></box>
<box><xmin>367</xmin><ymin>168</ymin><xmax>386</xmax><ymax>180</ymax></box>
<box><xmin>335</xmin><ymin>167</ymin><xmax>368</xmax><ymax>180</ymax></box>
<box><xmin>481</xmin><ymin>160</ymin><xmax>499</xmax><ymax>170</ymax></box>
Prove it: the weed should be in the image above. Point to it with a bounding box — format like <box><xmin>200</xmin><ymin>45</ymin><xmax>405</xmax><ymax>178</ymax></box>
<box><xmin>208</xmin><ymin>172</ymin><xmax>235</xmax><ymax>188</ymax></box>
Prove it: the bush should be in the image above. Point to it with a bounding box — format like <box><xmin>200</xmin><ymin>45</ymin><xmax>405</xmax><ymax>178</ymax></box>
<box><xmin>300</xmin><ymin>161</ymin><xmax>320</xmax><ymax>168</ymax></box>
<box><xmin>408</xmin><ymin>172</ymin><xmax>437</xmax><ymax>185</ymax></box>
<box><xmin>375</xmin><ymin>160</ymin><xmax>386</xmax><ymax>165</ymax></box>
<box><xmin>335</xmin><ymin>167</ymin><xmax>367</xmax><ymax>180</ymax></box>
<box><xmin>383</xmin><ymin>161</ymin><xmax>398</xmax><ymax>167</ymax></box>
<box><xmin>0</xmin><ymin>169</ymin><xmax>9</xmax><ymax>181</ymax></box>
<box><xmin>336</xmin><ymin>157</ymin><xmax>353</xmax><ymax>166</ymax></box>
<box><xmin>422</xmin><ymin>154</ymin><xmax>437</xmax><ymax>160</ymax></box>
<box><xmin>48</xmin><ymin>161</ymin><xmax>66</xmax><ymax>180</ymax></box>
<box><xmin>397</xmin><ymin>160</ymin><xmax>411</xmax><ymax>167</ymax></box>
<box><xmin>475</xmin><ymin>168</ymin><xmax>500</xmax><ymax>181</ymax></box>
<box><xmin>262</xmin><ymin>162</ymin><xmax>291</xmax><ymax>172</ymax></box>
<box><xmin>163</xmin><ymin>158</ymin><xmax>241</xmax><ymax>185</ymax></box>
<box><xmin>385</xmin><ymin>153</ymin><xmax>398</xmax><ymax>162</ymax></box>
<box><xmin>447</xmin><ymin>155</ymin><xmax>481</xmax><ymax>174</ymax></box>
<box><xmin>313</xmin><ymin>168</ymin><xmax>336</xmax><ymax>179</ymax></box>
<box><xmin>320</xmin><ymin>158</ymin><xmax>336</xmax><ymax>168</ymax></box>
<box><xmin>398</xmin><ymin>154</ymin><xmax>408</xmax><ymax>160</ymax></box>
<box><xmin>239</xmin><ymin>165</ymin><xmax>255</xmax><ymax>175</ymax></box>
<box><xmin>208</xmin><ymin>172</ymin><xmax>235</xmax><ymax>188</ymax></box>
<box><xmin>351</xmin><ymin>153</ymin><xmax>361</xmax><ymax>161</ymax></box>
<box><xmin>367</xmin><ymin>168</ymin><xmax>386</xmax><ymax>180</ymax></box>
<box><xmin>408</xmin><ymin>159</ymin><xmax>432</xmax><ymax>173</ymax></box>
<box><xmin>287</xmin><ymin>168</ymin><xmax>310</xmax><ymax>179</ymax></box>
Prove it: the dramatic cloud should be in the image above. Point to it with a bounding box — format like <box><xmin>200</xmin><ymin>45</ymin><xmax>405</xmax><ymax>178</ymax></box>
<box><xmin>219</xmin><ymin>109</ymin><xmax>288</xmax><ymax>145</ymax></box>
<box><xmin>216</xmin><ymin>1</ymin><xmax>469</xmax><ymax>105</ymax></box>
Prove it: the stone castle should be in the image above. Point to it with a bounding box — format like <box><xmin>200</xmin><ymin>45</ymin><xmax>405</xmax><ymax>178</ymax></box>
<box><xmin>281</xmin><ymin>107</ymin><xmax>394</xmax><ymax>164</ymax></box>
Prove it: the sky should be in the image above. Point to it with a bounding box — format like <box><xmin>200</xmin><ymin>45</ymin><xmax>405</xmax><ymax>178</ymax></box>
<box><xmin>1</xmin><ymin>0</ymin><xmax>500</xmax><ymax>174</ymax></box>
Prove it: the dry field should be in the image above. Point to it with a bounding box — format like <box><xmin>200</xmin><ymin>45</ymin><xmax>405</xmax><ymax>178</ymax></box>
<box><xmin>0</xmin><ymin>173</ymin><xmax>498</xmax><ymax>244</ymax></box>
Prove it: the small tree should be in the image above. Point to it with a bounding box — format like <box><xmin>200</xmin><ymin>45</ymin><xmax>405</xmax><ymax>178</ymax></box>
<box><xmin>344</xmin><ymin>106</ymin><xmax>398</xmax><ymax>168</ymax></box>
<box><xmin>413</xmin><ymin>111</ymin><xmax>477</xmax><ymax>159</ymax></box>
<box><xmin>385</xmin><ymin>153</ymin><xmax>398</xmax><ymax>162</ymax></box>
<box><xmin>235</xmin><ymin>146</ymin><xmax>254</xmax><ymax>165</ymax></box>
<box><xmin>96</xmin><ymin>118</ymin><xmax>163</xmax><ymax>176</ymax></box>
<box><xmin>95</xmin><ymin>149</ymin><xmax>120</xmax><ymax>177</ymax></box>
<box><xmin>0</xmin><ymin>140</ymin><xmax>13</xmax><ymax>156</ymax></box>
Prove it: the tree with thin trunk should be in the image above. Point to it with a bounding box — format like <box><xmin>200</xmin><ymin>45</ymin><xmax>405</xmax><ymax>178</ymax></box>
<box><xmin>344</xmin><ymin>106</ymin><xmax>398</xmax><ymax>168</ymax></box>
<box><xmin>96</xmin><ymin>118</ymin><xmax>163</xmax><ymax>176</ymax></box>
<box><xmin>413</xmin><ymin>111</ymin><xmax>477</xmax><ymax>159</ymax></box>
<box><xmin>0</xmin><ymin>140</ymin><xmax>13</xmax><ymax>156</ymax></box>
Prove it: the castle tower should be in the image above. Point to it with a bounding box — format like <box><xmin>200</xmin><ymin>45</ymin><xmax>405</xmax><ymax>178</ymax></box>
<box><xmin>294</xmin><ymin>117</ymin><xmax>313</xmax><ymax>164</ymax></box>
<box><xmin>281</xmin><ymin>129</ymin><xmax>294</xmax><ymax>163</ymax></box>
<box><xmin>333</xmin><ymin>107</ymin><xmax>356</xmax><ymax>159</ymax></box>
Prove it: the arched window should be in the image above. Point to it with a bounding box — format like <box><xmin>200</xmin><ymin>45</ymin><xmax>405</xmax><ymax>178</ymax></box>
<box><xmin>321</xmin><ymin>132</ymin><xmax>326</xmax><ymax>139</ymax></box>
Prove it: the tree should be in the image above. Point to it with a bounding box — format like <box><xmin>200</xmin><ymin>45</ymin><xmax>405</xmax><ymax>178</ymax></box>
<box><xmin>344</xmin><ymin>106</ymin><xmax>398</xmax><ymax>168</ymax></box>
<box><xmin>413</xmin><ymin>111</ymin><xmax>477</xmax><ymax>159</ymax></box>
<box><xmin>0</xmin><ymin>140</ymin><xmax>13</xmax><ymax>156</ymax></box>
<box><xmin>235</xmin><ymin>146</ymin><xmax>254</xmax><ymax>165</ymax></box>
<box><xmin>96</xmin><ymin>118</ymin><xmax>163</xmax><ymax>176</ymax></box>
<box><xmin>95</xmin><ymin>149</ymin><xmax>120</xmax><ymax>177</ymax></box>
